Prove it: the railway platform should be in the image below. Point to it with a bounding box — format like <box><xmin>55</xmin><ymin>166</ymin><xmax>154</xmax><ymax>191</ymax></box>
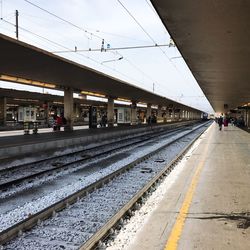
<box><xmin>0</xmin><ymin>120</ymin><xmax>196</xmax><ymax>161</ymax></box>
<box><xmin>124</xmin><ymin>122</ymin><xmax>250</xmax><ymax>250</ymax></box>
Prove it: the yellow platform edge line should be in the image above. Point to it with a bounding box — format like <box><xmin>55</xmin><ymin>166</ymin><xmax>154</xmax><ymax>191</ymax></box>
<box><xmin>164</xmin><ymin>127</ymin><xmax>212</xmax><ymax>250</ymax></box>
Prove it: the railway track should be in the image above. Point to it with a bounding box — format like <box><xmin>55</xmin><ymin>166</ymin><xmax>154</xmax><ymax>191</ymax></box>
<box><xmin>0</xmin><ymin>121</ymin><xmax>211</xmax><ymax>249</ymax></box>
<box><xmin>0</xmin><ymin>123</ymin><xmax>192</xmax><ymax>192</ymax></box>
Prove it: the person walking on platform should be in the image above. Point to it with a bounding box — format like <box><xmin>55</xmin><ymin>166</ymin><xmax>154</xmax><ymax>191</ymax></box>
<box><xmin>218</xmin><ymin>116</ymin><xmax>223</xmax><ymax>131</ymax></box>
<box><xmin>224</xmin><ymin>117</ymin><xmax>229</xmax><ymax>130</ymax></box>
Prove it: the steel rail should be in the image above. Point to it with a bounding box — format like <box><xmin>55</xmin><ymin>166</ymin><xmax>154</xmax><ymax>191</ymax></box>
<box><xmin>0</xmin><ymin>123</ymin><xmax>193</xmax><ymax>190</ymax></box>
<box><xmin>1</xmin><ymin>120</ymin><xmax>195</xmax><ymax>175</ymax></box>
<box><xmin>80</xmin><ymin>121</ymin><xmax>211</xmax><ymax>249</ymax></box>
<box><xmin>0</xmin><ymin>121</ymin><xmax>194</xmax><ymax>175</ymax></box>
<box><xmin>0</xmin><ymin>121</ymin><xmax>210</xmax><ymax>246</ymax></box>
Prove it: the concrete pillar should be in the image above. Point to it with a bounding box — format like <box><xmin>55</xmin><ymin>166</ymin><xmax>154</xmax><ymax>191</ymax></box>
<box><xmin>178</xmin><ymin>109</ymin><xmax>182</xmax><ymax>120</ymax></box>
<box><xmin>157</xmin><ymin>105</ymin><xmax>163</xmax><ymax>122</ymax></box>
<box><xmin>244</xmin><ymin>109</ymin><xmax>248</xmax><ymax>127</ymax></box>
<box><xmin>167</xmin><ymin>108</ymin><xmax>173</xmax><ymax>120</ymax></box>
<box><xmin>147</xmin><ymin>103</ymin><xmax>152</xmax><ymax>119</ymax></box>
<box><xmin>131</xmin><ymin>101</ymin><xmax>137</xmax><ymax>125</ymax></box>
<box><xmin>44</xmin><ymin>101</ymin><xmax>50</xmax><ymax>126</ymax></box>
<box><xmin>162</xmin><ymin>107</ymin><xmax>167</xmax><ymax>122</ymax></box>
<box><xmin>247</xmin><ymin>107</ymin><xmax>250</xmax><ymax>128</ymax></box>
<box><xmin>107</xmin><ymin>97</ymin><xmax>114</xmax><ymax>127</ymax></box>
<box><xmin>64</xmin><ymin>88</ymin><xmax>74</xmax><ymax>131</ymax></box>
<box><xmin>74</xmin><ymin>103</ymin><xmax>81</xmax><ymax>119</ymax></box>
<box><xmin>179</xmin><ymin>110</ymin><xmax>182</xmax><ymax>119</ymax></box>
<box><xmin>0</xmin><ymin>97</ymin><xmax>7</xmax><ymax>126</ymax></box>
<box><xmin>173</xmin><ymin>108</ymin><xmax>178</xmax><ymax>121</ymax></box>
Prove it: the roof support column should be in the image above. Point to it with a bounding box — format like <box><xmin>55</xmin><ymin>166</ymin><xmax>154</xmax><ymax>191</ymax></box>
<box><xmin>167</xmin><ymin>108</ymin><xmax>173</xmax><ymax>121</ymax></box>
<box><xmin>74</xmin><ymin>103</ymin><xmax>81</xmax><ymax>120</ymax></box>
<box><xmin>247</xmin><ymin>107</ymin><xmax>250</xmax><ymax>129</ymax></box>
<box><xmin>64</xmin><ymin>87</ymin><xmax>73</xmax><ymax>131</ymax></box>
<box><xmin>162</xmin><ymin>108</ymin><xmax>167</xmax><ymax>123</ymax></box>
<box><xmin>44</xmin><ymin>101</ymin><xmax>49</xmax><ymax>126</ymax></box>
<box><xmin>146</xmin><ymin>103</ymin><xmax>152</xmax><ymax>119</ymax></box>
<box><xmin>157</xmin><ymin>105</ymin><xmax>163</xmax><ymax>123</ymax></box>
<box><xmin>180</xmin><ymin>109</ymin><xmax>184</xmax><ymax>120</ymax></box>
<box><xmin>0</xmin><ymin>97</ymin><xmax>7</xmax><ymax>126</ymax></box>
<box><xmin>173</xmin><ymin>108</ymin><xmax>177</xmax><ymax>121</ymax></box>
<box><xmin>131</xmin><ymin>101</ymin><xmax>137</xmax><ymax>125</ymax></box>
<box><xmin>177</xmin><ymin>108</ymin><xmax>182</xmax><ymax>120</ymax></box>
<box><xmin>190</xmin><ymin>111</ymin><xmax>193</xmax><ymax>120</ymax></box>
<box><xmin>107</xmin><ymin>97</ymin><xmax>114</xmax><ymax>127</ymax></box>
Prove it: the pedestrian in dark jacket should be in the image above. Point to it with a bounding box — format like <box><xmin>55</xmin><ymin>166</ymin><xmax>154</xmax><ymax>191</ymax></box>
<box><xmin>218</xmin><ymin>116</ymin><xmax>223</xmax><ymax>131</ymax></box>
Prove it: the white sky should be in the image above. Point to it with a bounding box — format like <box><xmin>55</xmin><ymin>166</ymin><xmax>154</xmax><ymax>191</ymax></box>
<box><xmin>0</xmin><ymin>0</ymin><xmax>214</xmax><ymax>113</ymax></box>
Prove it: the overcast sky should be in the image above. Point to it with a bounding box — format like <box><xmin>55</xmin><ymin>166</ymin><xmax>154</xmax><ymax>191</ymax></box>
<box><xmin>0</xmin><ymin>0</ymin><xmax>214</xmax><ymax>113</ymax></box>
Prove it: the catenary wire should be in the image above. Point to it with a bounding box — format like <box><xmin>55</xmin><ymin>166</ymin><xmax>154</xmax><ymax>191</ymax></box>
<box><xmin>1</xmin><ymin>18</ymin><xmax>149</xmax><ymax>89</ymax></box>
<box><xmin>23</xmin><ymin>0</ymin><xmax>103</xmax><ymax>41</ymax></box>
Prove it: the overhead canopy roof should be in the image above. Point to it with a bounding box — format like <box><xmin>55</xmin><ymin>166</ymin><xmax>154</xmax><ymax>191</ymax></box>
<box><xmin>0</xmin><ymin>87</ymin><xmax>98</xmax><ymax>106</ymax></box>
<box><xmin>152</xmin><ymin>0</ymin><xmax>250</xmax><ymax>112</ymax></box>
<box><xmin>0</xmin><ymin>34</ymin><xmax>200</xmax><ymax>112</ymax></box>
<box><xmin>0</xmin><ymin>88</ymin><xmax>131</xmax><ymax>108</ymax></box>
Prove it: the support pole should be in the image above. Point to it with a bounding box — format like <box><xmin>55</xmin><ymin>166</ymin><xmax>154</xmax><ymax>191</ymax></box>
<box><xmin>0</xmin><ymin>97</ymin><xmax>6</xmax><ymax>126</ymax></box>
<box><xmin>15</xmin><ymin>10</ymin><xmax>19</xmax><ymax>40</ymax></box>
<box><xmin>146</xmin><ymin>103</ymin><xmax>152</xmax><ymax>120</ymax></box>
<box><xmin>64</xmin><ymin>88</ymin><xmax>73</xmax><ymax>131</ymax></box>
<box><xmin>107</xmin><ymin>97</ymin><xmax>114</xmax><ymax>127</ymax></box>
<box><xmin>131</xmin><ymin>101</ymin><xmax>137</xmax><ymax>125</ymax></box>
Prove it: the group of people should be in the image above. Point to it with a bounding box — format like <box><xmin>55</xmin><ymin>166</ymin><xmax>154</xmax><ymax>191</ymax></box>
<box><xmin>217</xmin><ymin>115</ymin><xmax>245</xmax><ymax>131</ymax></box>
<box><xmin>53</xmin><ymin>114</ymin><xmax>67</xmax><ymax>131</ymax></box>
<box><xmin>147</xmin><ymin>114</ymin><xmax>157</xmax><ymax>125</ymax></box>
<box><xmin>217</xmin><ymin>116</ymin><xmax>228</xmax><ymax>131</ymax></box>
<box><xmin>99</xmin><ymin>114</ymin><xmax>107</xmax><ymax>127</ymax></box>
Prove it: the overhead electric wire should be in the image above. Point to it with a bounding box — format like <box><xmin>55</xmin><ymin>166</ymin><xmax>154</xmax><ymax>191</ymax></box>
<box><xmin>2</xmin><ymin>19</ymin><xmax>75</xmax><ymax>51</ymax></box>
<box><xmin>21</xmin><ymin>13</ymin><xmax>85</xmax><ymax>50</ymax></box>
<box><xmin>21</xmin><ymin>0</ymin><xmax>178</xmax><ymax>96</ymax></box>
<box><xmin>116</xmin><ymin>0</ymin><xmax>178</xmax><ymax>69</ymax></box>
<box><xmin>144</xmin><ymin>0</ymin><xmax>160</xmax><ymax>18</ymax></box>
<box><xmin>1</xmin><ymin>18</ymin><xmax>148</xmax><ymax>90</ymax></box>
<box><xmin>17</xmin><ymin>2</ymin><xmax>172</xmax><ymax>94</ymax></box>
<box><xmin>23</xmin><ymin>0</ymin><xmax>103</xmax><ymax>41</ymax></box>
<box><xmin>52</xmin><ymin>44</ymin><xmax>169</xmax><ymax>53</ymax></box>
<box><xmin>117</xmin><ymin>0</ymin><xmax>157</xmax><ymax>44</ymax></box>
<box><xmin>117</xmin><ymin>0</ymin><xmax>202</xmax><ymax>100</ymax></box>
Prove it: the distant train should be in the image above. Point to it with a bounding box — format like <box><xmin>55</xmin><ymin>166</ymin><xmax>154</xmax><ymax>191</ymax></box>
<box><xmin>202</xmin><ymin>113</ymin><xmax>214</xmax><ymax>120</ymax></box>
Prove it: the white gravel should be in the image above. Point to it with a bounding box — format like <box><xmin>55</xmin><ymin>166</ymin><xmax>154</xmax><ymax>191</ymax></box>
<box><xmin>0</xmin><ymin>123</ymin><xmax>208</xmax><ymax>236</ymax></box>
<box><xmin>0</xmin><ymin>129</ymin><xmax>190</xmax><ymax>232</ymax></box>
<box><xmin>2</xmin><ymin>124</ymin><xmax>211</xmax><ymax>249</ymax></box>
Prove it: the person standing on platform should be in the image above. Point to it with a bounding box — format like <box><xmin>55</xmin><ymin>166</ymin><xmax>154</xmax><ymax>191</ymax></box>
<box><xmin>224</xmin><ymin>117</ymin><xmax>229</xmax><ymax>130</ymax></box>
<box><xmin>218</xmin><ymin>116</ymin><xmax>223</xmax><ymax>131</ymax></box>
<box><xmin>56</xmin><ymin>115</ymin><xmax>63</xmax><ymax>131</ymax></box>
<box><xmin>53</xmin><ymin>114</ymin><xmax>57</xmax><ymax>131</ymax></box>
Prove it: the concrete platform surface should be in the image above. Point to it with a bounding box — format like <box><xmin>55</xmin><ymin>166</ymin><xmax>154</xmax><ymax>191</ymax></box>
<box><xmin>128</xmin><ymin>123</ymin><xmax>250</xmax><ymax>250</ymax></box>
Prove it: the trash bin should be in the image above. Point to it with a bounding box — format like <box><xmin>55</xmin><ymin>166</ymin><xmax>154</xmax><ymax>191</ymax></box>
<box><xmin>24</xmin><ymin>122</ymin><xmax>30</xmax><ymax>135</ymax></box>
